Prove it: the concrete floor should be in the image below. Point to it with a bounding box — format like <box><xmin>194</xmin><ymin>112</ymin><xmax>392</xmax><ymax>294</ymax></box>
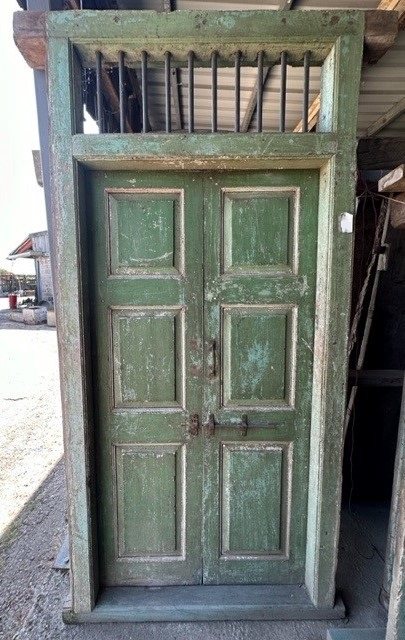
<box><xmin>0</xmin><ymin>305</ymin><xmax>389</xmax><ymax>640</ymax></box>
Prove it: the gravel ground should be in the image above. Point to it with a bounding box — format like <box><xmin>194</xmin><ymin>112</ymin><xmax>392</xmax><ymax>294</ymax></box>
<box><xmin>0</xmin><ymin>301</ymin><xmax>387</xmax><ymax>640</ymax></box>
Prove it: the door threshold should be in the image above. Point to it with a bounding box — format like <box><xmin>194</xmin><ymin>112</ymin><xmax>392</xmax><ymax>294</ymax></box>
<box><xmin>63</xmin><ymin>584</ymin><xmax>346</xmax><ymax>623</ymax></box>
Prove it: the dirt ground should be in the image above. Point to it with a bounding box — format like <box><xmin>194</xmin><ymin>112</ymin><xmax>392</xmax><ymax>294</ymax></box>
<box><xmin>0</xmin><ymin>302</ymin><xmax>388</xmax><ymax>640</ymax></box>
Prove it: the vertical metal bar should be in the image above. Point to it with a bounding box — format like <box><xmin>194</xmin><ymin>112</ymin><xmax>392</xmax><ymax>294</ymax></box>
<box><xmin>118</xmin><ymin>50</ymin><xmax>125</xmax><ymax>134</ymax></box>
<box><xmin>302</xmin><ymin>50</ymin><xmax>310</xmax><ymax>133</ymax></box>
<box><xmin>235</xmin><ymin>50</ymin><xmax>241</xmax><ymax>133</ymax></box>
<box><xmin>279</xmin><ymin>51</ymin><xmax>287</xmax><ymax>133</ymax></box>
<box><xmin>211</xmin><ymin>51</ymin><xmax>218</xmax><ymax>133</ymax></box>
<box><xmin>165</xmin><ymin>51</ymin><xmax>172</xmax><ymax>133</ymax></box>
<box><xmin>188</xmin><ymin>50</ymin><xmax>194</xmax><ymax>133</ymax></box>
<box><xmin>257</xmin><ymin>50</ymin><xmax>264</xmax><ymax>133</ymax></box>
<box><xmin>141</xmin><ymin>50</ymin><xmax>149</xmax><ymax>133</ymax></box>
<box><xmin>95</xmin><ymin>50</ymin><xmax>103</xmax><ymax>133</ymax></box>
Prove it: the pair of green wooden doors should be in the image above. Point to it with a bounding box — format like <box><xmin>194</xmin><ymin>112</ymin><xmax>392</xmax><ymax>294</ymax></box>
<box><xmin>88</xmin><ymin>168</ymin><xmax>319</xmax><ymax>588</ymax></box>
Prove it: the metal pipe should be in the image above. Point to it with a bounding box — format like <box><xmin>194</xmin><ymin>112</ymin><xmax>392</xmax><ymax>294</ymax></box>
<box><xmin>235</xmin><ymin>50</ymin><xmax>241</xmax><ymax>133</ymax></box>
<box><xmin>96</xmin><ymin>50</ymin><xmax>103</xmax><ymax>133</ymax></box>
<box><xmin>141</xmin><ymin>50</ymin><xmax>149</xmax><ymax>133</ymax></box>
<box><xmin>211</xmin><ymin>51</ymin><xmax>218</xmax><ymax>133</ymax></box>
<box><xmin>188</xmin><ymin>51</ymin><xmax>194</xmax><ymax>133</ymax></box>
<box><xmin>165</xmin><ymin>51</ymin><xmax>172</xmax><ymax>133</ymax></box>
<box><xmin>257</xmin><ymin>50</ymin><xmax>264</xmax><ymax>133</ymax></box>
<box><xmin>279</xmin><ymin>51</ymin><xmax>287</xmax><ymax>133</ymax></box>
<box><xmin>302</xmin><ymin>50</ymin><xmax>310</xmax><ymax>133</ymax></box>
<box><xmin>118</xmin><ymin>50</ymin><xmax>125</xmax><ymax>134</ymax></box>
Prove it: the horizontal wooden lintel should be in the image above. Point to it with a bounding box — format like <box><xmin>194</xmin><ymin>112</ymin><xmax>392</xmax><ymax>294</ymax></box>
<box><xmin>12</xmin><ymin>8</ymin><xmax>375</xmax><ymax>70</ymax></box>
<box><xmin>71</xmin><ymin>132</ymin><xmax>339</xmax><ymax>170</ymax></box>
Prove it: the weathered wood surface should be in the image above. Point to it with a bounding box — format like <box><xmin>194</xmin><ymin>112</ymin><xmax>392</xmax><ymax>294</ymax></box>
<box><xmin>63</xmin><ymin>584</ymin><xmax>345</xmax><ymax>623</ymax></box>
<box><xmin>13</xmin><ymin>11</ymin><xmax>46</xmax><ymax>70</ymax></box>
<box><xmin>378</xmin><ymin>164</ymin><xmax>405</xmax><ymax>192</ymax></box>
<box><xmin>363</xmin><ymin>9</ymin><xmax>399</xmax><ymax>63</ymax></box>
<box><xmin>71</xmin><ymin>132</ymin><xmax>339</xmax><ymax>170</ymax></box>
<box><xmin>47</xmin><ymin>37</ymin><xmax>97</xmax><ymax>614</ymax></box>
<box><xmin>46</xmin><ymin>7</ymin><xmax>364</xmax><ymax>619</ymax></box>
<box><xmin>305</xmin><ymin>27</ymin><xmax>363</xmax><ymax>609</ymax></box>
<box><xmin>12</xmin><ymin>9</ymin><xmax>378</xmax><ymax>71</ymax></box>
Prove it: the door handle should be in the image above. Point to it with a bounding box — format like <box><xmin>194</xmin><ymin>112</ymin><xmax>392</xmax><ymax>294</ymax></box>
<box><xmin>208</xmin><ymin>339</ymin><xmax>218</xmax><ymax>379</ymax></box>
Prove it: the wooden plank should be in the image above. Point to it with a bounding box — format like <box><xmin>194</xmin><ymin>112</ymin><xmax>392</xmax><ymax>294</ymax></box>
<box><xmin>71</xmin><ymin>132</ymin><xmax>339</xmax><ymax>170</ymax></box>
<box><xmin>366</xmin><ymin>97</ymin><xmax>405</xmax><ymax>137</ymax></box>
<box><xmin>13</xmin><ymin>10</ymin><xmax>45</xmax><ymax>70</ymax></box>
<box><xmin>357</xmin><ymin>137</ymin><xmax>405</xmax><ymax>170</ymax></box>
<box><xmin>348</xmin><ymin>369</ymin><xmax>405</xmax><ymax>387</ymax></box>
<box><xmin>305</xmin><ymin>29</ymin><xmax>364</xmax><ymax>608</ymax></box>
<box><xmin>240</xmin><ymin>67</ymin><xmax>273</xmax><ymax>133</ymax></box>
<box><xmin>363</xmin><ymin>9</ymin><xmax>399</xmax><ymax>63</ymax></box>
<box><xmin>379</xmin><ymin>165</ymin><xmax>405</xmax><ymax>192</ymax></box>
<box><xmin>47</xmin><ymin>37</ymin><xmax>97</xmax><ymax>614</ymax></box>
<box><xmin>62</xmin><ymin>585</ymin><xmax>345</xmax><ymax>623</ymax></box>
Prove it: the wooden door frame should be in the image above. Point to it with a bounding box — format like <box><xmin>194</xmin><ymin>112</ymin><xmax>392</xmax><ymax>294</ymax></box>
<box><xmin>46</xmin><ymin>9</ymin><xmax>364</xmax><ymax>617</ymax></box>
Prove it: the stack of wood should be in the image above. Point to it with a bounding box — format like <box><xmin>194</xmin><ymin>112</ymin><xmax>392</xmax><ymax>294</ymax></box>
<box><xmin>379</xmin><ymin>164</ymin><xmax>405</xmax><ymax>229</ymax></box>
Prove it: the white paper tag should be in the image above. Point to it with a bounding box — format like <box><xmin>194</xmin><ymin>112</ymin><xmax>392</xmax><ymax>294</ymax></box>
<box><xmin>340</xmin><ymin>212</ymin><xmax>354</xmax><ymax>234</ymax></box>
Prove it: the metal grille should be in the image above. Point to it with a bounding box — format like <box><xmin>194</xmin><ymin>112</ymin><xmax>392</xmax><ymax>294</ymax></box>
<box><xmin>82</xmin><ymin>49</ymin><xmax>317</xmax><ymax>134</ymax></box>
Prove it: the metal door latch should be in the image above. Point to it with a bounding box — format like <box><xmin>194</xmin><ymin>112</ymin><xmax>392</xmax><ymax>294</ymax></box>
<box><xmin>239</xmin><ymin>414</ymin><xmax>248</xmax><ymax>437</ymax></box>
<box><xmin>188</xmin><ymin>413</ymin><xmax>200</xmax><ymax>437</ymax></box>
<box><xmin>205</xmin><ymin>413</ymin><xmax>216</xmax><ymax>437</ymax></box>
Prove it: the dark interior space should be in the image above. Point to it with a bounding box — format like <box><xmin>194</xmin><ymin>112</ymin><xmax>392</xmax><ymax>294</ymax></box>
<box><xmin>342</xmin><ymin>175</ymin><xmax>405</xmax><ymax>506</ymax></box>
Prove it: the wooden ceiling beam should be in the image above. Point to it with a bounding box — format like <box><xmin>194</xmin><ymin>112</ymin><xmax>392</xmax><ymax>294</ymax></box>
<box><xmin>13</xmin><ymin>11</ymin><xmax>46</xmax><ymax>70</ymax></box>
<box><xmin>365</xmin><ymin>95</ymin><xmax>405</xmax><ymax>137</ymax></box>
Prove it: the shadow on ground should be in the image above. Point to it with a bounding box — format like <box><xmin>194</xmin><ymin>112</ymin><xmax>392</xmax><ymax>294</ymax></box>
<box><xmin>0</xmin><ymin>457</ymin><xmax>388</xmax><ymax>640</ymax></box>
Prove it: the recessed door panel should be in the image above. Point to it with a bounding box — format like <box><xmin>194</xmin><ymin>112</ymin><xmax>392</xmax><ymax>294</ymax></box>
<box><xmin>107</xmin><ymin>190</ymin><xmax>183</xmax><ymax>276</ymax></box>
<box><xmin>222</xmin><ymin>305</ymin><xmax>296</xmax><ymax>408</ymax></box>
<box><xmin>114</xmin><ymin>443</ymin><xmax>185</xmax><ymax>559</ymax></box>
<box><xmin>221</xmin><ymin>441</ymin><xmax>291</xmax><ymax>558</ymax></box>
<box><xmin>222</xmin><ymin>188</ymin><xmax>298</xmax><ymax>275</ymax></box>
<box><xmin>203</xmin><ymin>171</ymin><xmax>318</xmax><ymax>585</ymax></box>
<box><xmin>111</xmin><ymin>306</ymin><xmax>184</xmax><ymax>409</ymax></box>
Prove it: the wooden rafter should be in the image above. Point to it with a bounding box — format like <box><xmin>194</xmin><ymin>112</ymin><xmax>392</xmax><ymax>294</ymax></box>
<box><xmin>240</xmin><ymin>0</ymin><xmax>295</xmax><ymax>133</ymax></box>
<box><xmin>365</xmin><ymin>95</ymin><xmax>405</xmax><ymax>137</ymax></box>
<box><xmin>294</xmin><ymin>8</ymin><xmax>399</xmax><ymax>133</ymax></box>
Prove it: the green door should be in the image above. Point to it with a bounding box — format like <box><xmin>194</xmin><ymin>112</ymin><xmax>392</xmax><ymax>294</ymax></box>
<box><xmin>87</xmin><ymin>169</ymin><xmax>318</xmax><ymax>587</ymax></box>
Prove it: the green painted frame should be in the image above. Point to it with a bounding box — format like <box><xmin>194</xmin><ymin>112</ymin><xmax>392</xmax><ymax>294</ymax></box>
<box><xmin>46</xmin><ymin>9</ymin><xmax>364</xmax><ymax>617</ymax></box>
